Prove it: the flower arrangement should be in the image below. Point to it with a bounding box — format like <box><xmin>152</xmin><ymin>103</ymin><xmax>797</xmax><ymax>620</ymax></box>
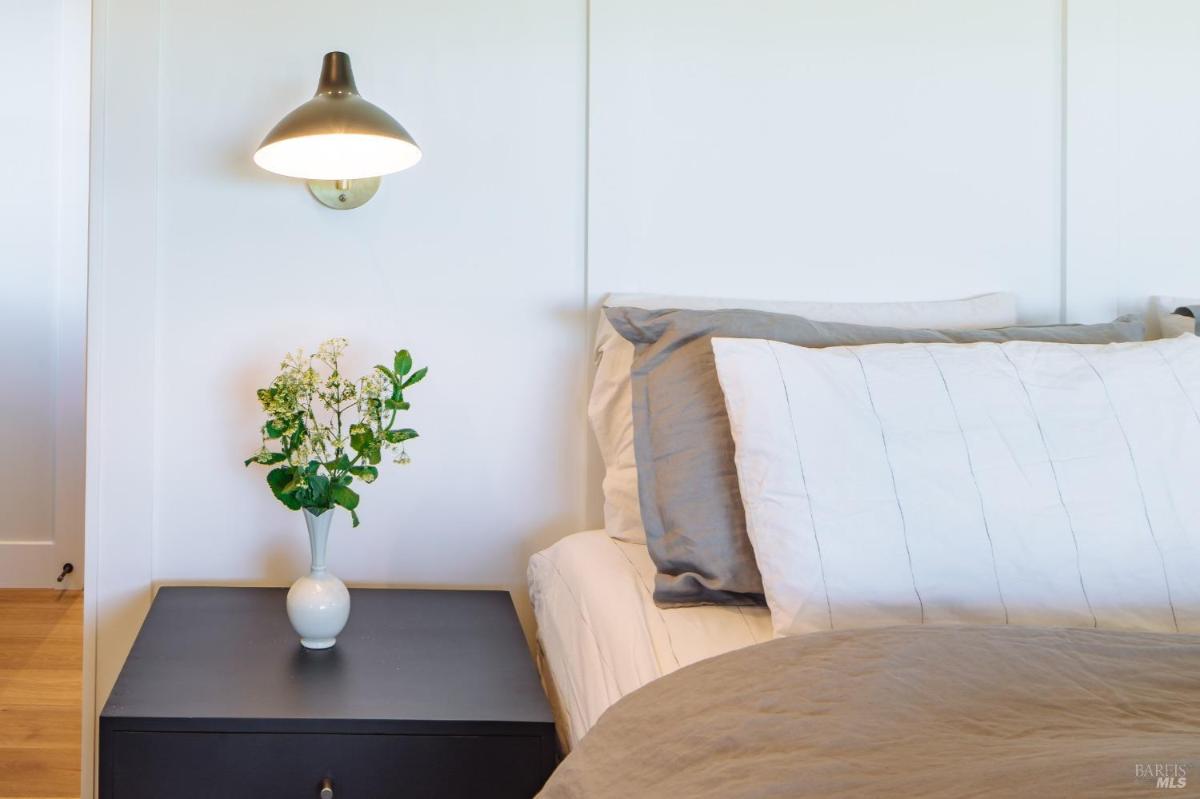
<box><xmin>245</xmin><ymin>338</ymin><xmax>426</xmax><ymax>526</ymax></box>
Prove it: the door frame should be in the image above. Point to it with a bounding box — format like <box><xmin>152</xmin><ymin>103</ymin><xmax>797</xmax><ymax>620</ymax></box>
<box><xmin>0</xmin><ymin>0</ymin><xmax>89</xmax><ymax>590</ymax></box>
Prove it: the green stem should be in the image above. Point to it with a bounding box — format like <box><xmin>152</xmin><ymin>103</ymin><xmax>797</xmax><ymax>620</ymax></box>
<box><xmin>333</xmin><ymin>358</ymin><xmax>344</xmax><ymax>461</ymax></box>
<box><xmin>332</xmin><ymin>405</ymin><xmax>398</xmax><ymax>481</ymax></box>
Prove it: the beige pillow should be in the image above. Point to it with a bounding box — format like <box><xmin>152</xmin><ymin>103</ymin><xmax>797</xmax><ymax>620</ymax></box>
<box><xmin>588</xmin><ymin>292</ymin><xmax>1018</xmax><ymax>543</ymax></box>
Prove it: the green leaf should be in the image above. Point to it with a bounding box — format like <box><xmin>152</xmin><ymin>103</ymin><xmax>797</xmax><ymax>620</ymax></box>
<box><xmin>375</xmin><ymin>364</ymin><xmax>398</xmax><ymax>384</ymax></box>
<box><xmin>267</xmin><ymin>467</ymin><xmax>302</xmax><ymax>510</ymax></box>
<box><xmin>331</xmin><ymin>484</ymin><xmax>360</xmax><ymax>511</ymax></box>
<box><xmin>349</xmin><ymin>465</ymin><xmax>379</xmax><ymax>484</ymax></box>
<box><xmin>349</xmin><ymin>423</ymin><xmax>373</xmax><ymax>452</ymax></box>
<box><xmin>384</xmin><ymin>399</ymin><xmax>411</xmax><ymax>411</ymax></box>
<box><xmin>265</xmin><ymin>419</ymin><xmax>287</xmax><ymax>439</ymax></box>
<box><xmin>385</xmin><ymin>428</ymin><xmax>419</xmax><ymax>444</ymax></box>
<box><xmin>267</xmin><ymin>466</ymin><xmax>292</xmax><ymax>493</ymax></box>
<box><xmin>394</xmin><ymin>350</ymin><xmax>413</xmax><ymax>376</ymax></box>
<box><xmin>365</xmin><ymin>443</ymin><xmax>382</xmax><ymax>465</ymax></box>
<box><xmin>303</xmin><ymin>474</ymin><xmax>331</xmax><ymax>508</ymax></box>
<box><xmin>289</xmin><ymin>418</ymin><xmax>307</xmax><ymax>450</ymax></box>
<box><xmin>245</xmin><ymin>451</ymin><xmax>287</xmax><ymax>467</ymax></box>
<box><xmin>349</xmin><ymin>509</ymin><xmax>360</xmax><ymax>528</ymax></box>
<box><xmin>324</xmin><ymin>454</ymin><xmax>351</xmax><ymax>472</ymax></box>
<box><xmin>277</xmin><ymin>494</ymin><xmax>302</xmax><ymax>511</ymax></box>
<box><xmin>401</xmin><ymin>366</ymin><xmax>427</xmax><ymax>389</ymax></box>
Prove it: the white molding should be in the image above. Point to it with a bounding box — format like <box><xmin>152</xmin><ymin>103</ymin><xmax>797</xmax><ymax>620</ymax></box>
<box><xmin>82</xmin><ymin>0</ymin><xmax>104</xmax><ymax>789</ymax></box>
<box><xmin>83</xmin><ymin>0</ymin><xmax>160</xmax><ymax>795</ymax></box>
<box><xmin>1062</xmin><ymin>0</ymin><xmax>1123</xmax><ymax>323</ymax></box>
<box><xmin>1062</xmin><ymin>0</ymin><xmax>1200</xmax><ymax>324</ymax></box>
<box><xmin>54</xmin><ymin>0</ymin><xmax>90</xmax><ymax>592</ymax></box>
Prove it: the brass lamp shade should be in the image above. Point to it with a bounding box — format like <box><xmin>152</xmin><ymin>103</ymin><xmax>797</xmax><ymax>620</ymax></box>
<box><xmin>254</xmin><ymin>52</ymin><xmax>421</xmax><ymax>182</ymax></box>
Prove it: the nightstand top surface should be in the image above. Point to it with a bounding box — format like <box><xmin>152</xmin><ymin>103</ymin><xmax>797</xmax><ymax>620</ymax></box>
<box><xmin>101</xmin><ymin>587</ymin><xmax>553</xmax><ymax>730</ymax></box>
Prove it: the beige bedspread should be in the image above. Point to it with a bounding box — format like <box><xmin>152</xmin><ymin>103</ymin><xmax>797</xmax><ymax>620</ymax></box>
<box><xmin>538</xmin><ymin>625</ymin><xmax>1200</xmax><ymax>798</ymax></box>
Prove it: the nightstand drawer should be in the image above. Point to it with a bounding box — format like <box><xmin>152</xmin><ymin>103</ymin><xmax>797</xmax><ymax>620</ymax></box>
<box><xmin>106</xmin><ymin>730</ymin><xmax>554</xmax><ymax>799</ymax></box>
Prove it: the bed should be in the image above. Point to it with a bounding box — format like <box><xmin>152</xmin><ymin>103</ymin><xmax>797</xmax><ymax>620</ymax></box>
<box><xmin>527</xmin><ymin>530</ymin><xmax>771</xmax><ymax>750</ymax></box>
<box><xmin>529</xmin><ymin>293</ymin><xmax>1200</xmax><ymax>796</ymax></box>
<box><xmin>538</xmin><ymin>624</ymin><xmax>1200</xmax><ymax>798</ymax></box>
<box><xmin>530</xmin><ymin>292</ymin><xmax>985</xmax><ymax>745</ymax></box>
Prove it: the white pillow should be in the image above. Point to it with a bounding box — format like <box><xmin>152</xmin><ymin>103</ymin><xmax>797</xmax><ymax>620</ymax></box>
<box><xmin>590</xmin><ymin>292</ymin><xmax>1018</xmax><ymax>543</ymax></box>
<box><xmin>713</xmin><ymin>334</ymin><xmax>1200</xmax><ymax>638</ymax></box>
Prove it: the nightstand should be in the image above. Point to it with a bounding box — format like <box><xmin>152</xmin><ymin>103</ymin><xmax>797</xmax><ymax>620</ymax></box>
<box><xmin>100</xmin><ymin>587</ymin><xmax>557</xmax><ymax>798</ymax></box>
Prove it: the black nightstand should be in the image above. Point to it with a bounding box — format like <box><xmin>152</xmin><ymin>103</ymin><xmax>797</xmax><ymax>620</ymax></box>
<box><xmin>100</xmin><ymin>587</ymin><xmax>557</xmax><ymax>798</ymax></box>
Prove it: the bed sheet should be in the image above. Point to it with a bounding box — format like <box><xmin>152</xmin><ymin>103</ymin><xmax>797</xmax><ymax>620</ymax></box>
<box><xmin>528</xmin><ymin>530</ymin><xmax>772</xmax><ymax>749</ymax></box>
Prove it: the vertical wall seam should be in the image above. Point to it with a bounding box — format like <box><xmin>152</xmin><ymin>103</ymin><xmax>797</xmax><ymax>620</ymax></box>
<box><xmin>583</xmin><ymin>0</ymin><xmax>591</xmax><ymax>309</ymax></box>
<box><xmin>83</xmin><ymin>0</ymin><xmax>109</xmax><ymax>793</ymax></box>
<box><xmin>50</xmin><ymin>0</ymin><xmax>65</xmax><ymax>570</ymax></box>
<box><xmin>1115</xmin><ymin>0</ymin><xmax>1124</xmax><ymax>320</ymax></box>
<box><xmin>1059</xmin><ymin>0</ymin><xmax>1069</xmax><ymax>323</ymax></box>
<box><xmin>149</xmin><ymin>0</ymin><xmax>163</xmax><ymax>592</ymax></box>
<box><xmin>581</xmin><ymin>0</ymin><xmax>593</xmax><ymax>523</ymax></box>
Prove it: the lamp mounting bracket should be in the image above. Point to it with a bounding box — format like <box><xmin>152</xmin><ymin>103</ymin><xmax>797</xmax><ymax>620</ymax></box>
<box><xmin>307</xmin><ymin>177</ymin><xmax>381</xmax><ymax>210</ymax></box>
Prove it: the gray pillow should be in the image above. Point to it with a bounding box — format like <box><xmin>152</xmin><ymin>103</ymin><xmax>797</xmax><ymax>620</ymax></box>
<box><xmin>606</xmin><ymin>307</ymin><xmax>1146</xmax><ymax>608</ymax></box>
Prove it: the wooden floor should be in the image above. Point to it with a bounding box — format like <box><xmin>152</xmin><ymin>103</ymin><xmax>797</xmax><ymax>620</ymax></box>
<box><xmin>0</xmin><ymin>590</ymin><xmax>81</xmax><ymax>799</ymax></box>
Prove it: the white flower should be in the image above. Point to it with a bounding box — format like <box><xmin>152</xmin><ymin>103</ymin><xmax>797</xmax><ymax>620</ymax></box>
<box><xmin>359</xmin><ymin>373</ymin><xmax>386</xmax><ymax>398</ymax></box>
<box><xmin>316</xmin><ymin>337</ymin><xmax>349</xmax><ymax>367</ymax></box>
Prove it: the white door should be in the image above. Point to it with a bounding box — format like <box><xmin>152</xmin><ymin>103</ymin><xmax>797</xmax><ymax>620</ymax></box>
<box><xmin>0</xmin><ymin>0</ymin><xmax>88</xmax><ymax>588</ymax></box>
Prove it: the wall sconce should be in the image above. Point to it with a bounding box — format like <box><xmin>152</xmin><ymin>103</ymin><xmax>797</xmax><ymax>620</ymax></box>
<box><xmin>254</xmin><ymin>51</ymin><xmax>421</xmax><ymax>210</ymax></box>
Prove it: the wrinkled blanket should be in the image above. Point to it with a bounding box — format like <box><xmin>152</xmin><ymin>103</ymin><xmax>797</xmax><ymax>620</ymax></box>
<box><xmin>539</xmin><ymin>625</ymin><xmax>1200</xmax><ymax>798</ymax></box>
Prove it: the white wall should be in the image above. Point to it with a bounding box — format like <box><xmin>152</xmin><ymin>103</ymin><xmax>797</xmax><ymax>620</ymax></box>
<box><xmin>88</xmin><ymin>13</ymin><xmax>590</xmax><ymax>780</ymax></box>
<box><xmin>0</xmin><ymin>0</ymin><xmax>86</xmax><ymax>587</ymax></box>
<box><xmin>149</xmin><ymin>0</ymin><xmax>587</xmax><ymax>621</ymax></box>
<box><xmin>590</xmin><ymin>0</ymin><xmax>1065</xmax><ymax>321</ymax></box>
<box><xmin>86</xmin><ymin>1</ymin><xmax>1200</xmax><ymax>794</ymax></box>
<box><xmin>1065</xmin><ymin>0</ymin><xmax>1200</xmax><ymax>324</ymax></box>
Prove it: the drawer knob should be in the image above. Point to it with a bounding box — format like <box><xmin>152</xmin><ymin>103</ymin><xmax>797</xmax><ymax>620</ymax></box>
<box><xmin>319</xmin><ymin>778</ymin><xmax>334</xmax><ymax>799</ymax></box>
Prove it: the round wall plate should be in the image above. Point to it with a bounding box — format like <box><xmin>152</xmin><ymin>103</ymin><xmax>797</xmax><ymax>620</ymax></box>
<box><xmin>307</xmin><ymin>177</ymin><xmax>381</xmax><ymax>210</ymax></box>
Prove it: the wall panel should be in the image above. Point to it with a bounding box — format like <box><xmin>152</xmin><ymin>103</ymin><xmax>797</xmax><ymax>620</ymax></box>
<box><xmin>1065</xmin><ymin>0</ymin><xmax>1200</xmax><ymax>325</ymax></box>
<box><xmin>150</xmin><ymin>0</ymin><xmax>588</xmax><ymax>639</ymax></box>
<box><xmin>588</xmin><ymin>0</ymin><xmax>1065</xmax><ymax>319</ymax></box>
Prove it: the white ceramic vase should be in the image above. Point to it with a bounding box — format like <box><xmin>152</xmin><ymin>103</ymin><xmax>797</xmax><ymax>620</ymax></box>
<box><xmin>286</xmin><ymin>508</ymin><xmax>351</xmax><ymax>650</ymax></box>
